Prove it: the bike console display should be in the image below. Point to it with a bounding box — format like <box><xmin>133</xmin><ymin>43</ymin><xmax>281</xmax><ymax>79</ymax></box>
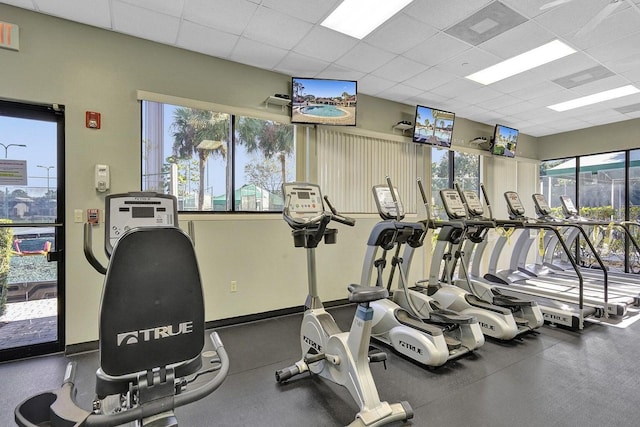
<box><xmin>105</xmin><ymin>192</ymin><xmax>178</xmax><ymax>255</ymax></box>
<box><xmin>282</xmin><ymin>182</ymin><xmax>324</xmax><ymax>222</ymax></box>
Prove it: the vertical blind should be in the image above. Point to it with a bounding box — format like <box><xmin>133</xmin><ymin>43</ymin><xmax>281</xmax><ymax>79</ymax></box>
<box><xmin>317</xmin><ymin>128</ymin><xmax>421</xmax><ymax>213</ymax></box>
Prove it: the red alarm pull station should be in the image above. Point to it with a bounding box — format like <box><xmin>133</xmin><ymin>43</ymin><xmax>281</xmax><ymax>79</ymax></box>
<box><xmin>86</xmin><ymin>111</ymin><xmax>101</xmax><ymax>129</ymax></box>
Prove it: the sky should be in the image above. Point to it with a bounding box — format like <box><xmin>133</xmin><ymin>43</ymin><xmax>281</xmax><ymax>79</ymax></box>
<box><xmin>293</xmin><ymin>78</ymin><xmax>356</xmax><ymax>98</ymax></box>
<box><xmin>0</xmin><ymin>116</ymin><xmax>57</xmax><ymax>195</ymax></box>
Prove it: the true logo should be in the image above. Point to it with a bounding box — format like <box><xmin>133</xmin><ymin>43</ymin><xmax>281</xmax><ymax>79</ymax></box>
<box><xmin>117</xmin><ymin>321</ymin><xmax>194</xmax><ymax>346</ymax></box>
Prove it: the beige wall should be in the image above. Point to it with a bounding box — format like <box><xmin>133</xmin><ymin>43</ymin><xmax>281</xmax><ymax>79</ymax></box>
<box><xmin>1</xmin><ymin>4</ymin><xmax>540</xmax><ymax>346</ymax></box>
<box><xmin>538</xmin><ymin>118</ymin><xmax>640</xmax><ymax>160</ymax></box>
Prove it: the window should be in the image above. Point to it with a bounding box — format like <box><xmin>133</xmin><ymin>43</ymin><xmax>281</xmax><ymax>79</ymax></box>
<box><xmin>541</xmin><ymin>150</ymin><xmax>640</xmax><ymax>273</ymax></box>
<box><xmin>431</xmin><ymin>147</ymin><xmax>480</xmax><ymax>218</ymax></box>
<box><xmin>142</xmin><ymin>101</ymin><xmax>295</xmax><ymax>212</ymax></box>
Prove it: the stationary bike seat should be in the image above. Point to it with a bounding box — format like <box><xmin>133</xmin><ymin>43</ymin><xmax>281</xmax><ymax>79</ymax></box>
<box><xmin>347</xmin><ymin>284</ymin><xmax>388</xmax><ymax>303</ymax></box>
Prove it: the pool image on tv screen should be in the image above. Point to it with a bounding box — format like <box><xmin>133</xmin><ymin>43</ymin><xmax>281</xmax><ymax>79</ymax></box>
<box><xmin>412</xmin><ymin>105</ymin><xmax>455</xmax><ymax>147</ymax></box>
<box><xmin>291</xmin><ymin>78</ymin><xmax>357</xmax><ymax>126</ymax></box>
<box><xmin>492</xmin><ymin>124</ymin><xmax>519</xmax><ymax>157</ymax></box>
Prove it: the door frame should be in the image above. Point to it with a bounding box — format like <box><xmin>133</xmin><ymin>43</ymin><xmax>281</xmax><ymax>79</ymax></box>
<box><xmin>0</xmin><ymin>98</ymin><xmax>65</xmax><ymax>361</ymax></box>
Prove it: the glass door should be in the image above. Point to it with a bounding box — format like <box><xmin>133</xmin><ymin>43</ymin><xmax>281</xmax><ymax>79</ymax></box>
<box><xmin>0</xmin><ymin>99</ymin><xmax>64</xmax><ymax>362</ymax></box>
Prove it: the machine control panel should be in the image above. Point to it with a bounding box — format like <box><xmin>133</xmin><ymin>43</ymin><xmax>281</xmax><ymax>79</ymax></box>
<box><xmin>440</xmin><ymin>189</ymin><xmax>467</xmax><ymax>219</ymax></box>
<box><xmin>105</xmin><ymin>192</ymin><xmax>177</xmax><ymax>255</ymax></box>
<box><xmin>462</xmin><ymin>190</ymin><xmax>484</xmax><ymax>217</ymax></box>
<box><xmin>560</xmin><ymin>196</ymin><xmax>578</xmax><ymax>217</ymax></box>
<box><xmin>283</xmin><ymin>182</ymin><xmax>324</xmax><ymax>221</ymax></box>
<box><xmin>372</xmin><ymin>185</ymin><xmax>405</xmax><ymax>220</ymax></box>
<box><xmin>532</xmin><ymin>193</ymin><xmax>552</xmax><ymax>216</ymax></box>
<box><xmin>504</xmin><ymin>191</ymin><xmax>526</xmax><ymax>217</ymax></box>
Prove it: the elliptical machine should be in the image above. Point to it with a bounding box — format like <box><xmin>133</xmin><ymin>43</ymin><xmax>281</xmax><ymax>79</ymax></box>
<box><xmin>15</xmin><ymin>192</ymin><xmax>229</xmax><ymax>427</ymax></box>
<box><xmin>360</xmin><ymin>178</ymin><xmax>484</xmax><ymax>366</ymax></box>
<box><xmin>398</xmin><ymin>180</ymin><xmax>534</xmax><ymax>340</ymax></box>
<box><xmin>275</xmin><ymin>182</ymin><xmax>413</xmax><ymax>427</ymax></box>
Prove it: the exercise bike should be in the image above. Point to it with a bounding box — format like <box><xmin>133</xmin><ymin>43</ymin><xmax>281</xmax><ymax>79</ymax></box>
<box><xmin>15</xmin><ymin>192</ymin><xmax>229</xmax><ymax>427</ymax></box>
<box><xmin>275</xmin><ymin>182</ymin><xmax>413</xmax><ymax>427</ymax></box>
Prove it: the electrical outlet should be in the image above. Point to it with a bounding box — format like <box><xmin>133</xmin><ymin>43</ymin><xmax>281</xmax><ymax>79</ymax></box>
<box><xmin>230</xmin><ymin>281</ymin><xmax>237</xmax><ymax>292</ymax></box>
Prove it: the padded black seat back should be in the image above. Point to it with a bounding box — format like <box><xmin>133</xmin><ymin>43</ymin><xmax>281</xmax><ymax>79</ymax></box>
<box><xmin>99</xmin><ymin>227</ymin><xmax>205</xmax><ymax>377</ymax></box>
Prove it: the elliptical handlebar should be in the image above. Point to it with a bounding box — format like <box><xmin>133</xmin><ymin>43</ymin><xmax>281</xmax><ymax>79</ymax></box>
<box><xmin>83</xmin><ymin>223</ymin><xmax>107</xmax><ymax>275</ymax></box>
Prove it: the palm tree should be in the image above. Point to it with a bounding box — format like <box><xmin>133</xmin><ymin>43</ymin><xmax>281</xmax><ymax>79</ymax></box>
<box><xmin>171</xmin><ymin>108</ymin><xmax>228</xmax><ymax>210</ymax></box>
<box><xmin>236</xmin><ymin>117</ymin><xmax>294</xmax><ymax>192</ymax></box>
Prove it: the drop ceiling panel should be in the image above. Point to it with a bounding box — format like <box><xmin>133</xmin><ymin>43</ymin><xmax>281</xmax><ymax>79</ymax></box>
<box><xmin>275</xmin><ymin>52</ymin><xmax>330</xmax><ymax>77</ymax></box>
<box><xmin>292</xmin><ymin>26</ymin><xmax>359</xmax><ymax>63</ymax></box>
<box><xmin>453</xmin><ymin>86</ymin><xmax>504</xmax><ymax>105</ymax></box>
<box><xmin>357</xmin><ymin>74</ymin><xmax>398</xmax><ymax>96</ymax></box>
<box><xmin>182</xmin><ymin>0</ymin><xmax>258</xmax><ymax>35</ymax></box>
<box><xmin>404</xmin><ymin>67</ymin><xmax>459</xmax><ymax>92</ymax></box>
<box><xmin>112</xmin><ymin>1</ymin><xmax>180</xmax><ymax>45</ymax></box>
<box><xmin>404</xmin><ymin>32</ymin><xmax>472</xmax><ymax>67</ymax></box>
<box><xmin>406</xmin><ymin>0</ymin><xmax>493</xmax><ymax>30</ymax></box>
<box><xmin>334</xmin><ymin>43</ymin><xmax>396</xmax><ymax>74</ymax></box>
<box><xmin>569</xmin><ymin>5</ymin><xmax>640</xmax><ymax>50</ymax></box>
<box><xmin>229</xmin><ymin>37</ymin><xmax>288</xmax><ymax>70</ymax></box>
<box><xmin>118</xmin><ymin>0</ymin><xmax>185</xmax><ymax>17</ymax></box>
<box><xmin>315</xmin><ymin>64</ymin><xmax>365</xmax><ymax>81</ymax></box>
<box><xmin>243</xmin><ymin>6</ymin><xmax>313</xmax><ymax>50</ymax></box>
<box><xmin>370</xmin><ymin>56</ymin><xmax>429</xmax><ymax>83</ymax></box>
<box><xmin>177</xmin><ymin>21</ymin><xmax>239</xmax><ymax>58</ymax></box>
<box><xmin>365</xmin><ymin>14</ymin><xmax>437</xmax><ymax>55</ymax></box>
<box><xmin>533</xmin><ymin>0</ymin><xmax>613</xmax><ymax>36</ymax></box>
<box><xmin>434</xmin><ymin>47</ymin><xmax>502</xmax><ymax>77</ymax></box>
<box><xmin>34</xmin><ymin>0</ymin><xmax>111</xmax><ymax>28</ymax></box>
<box><xmin>376</xmin><ymin>83</ymin><xmax>420</xmax><ymax>103</ymax></box>
<box><xmin>1</xmin><ymin>0</ymin><xmax>36</xmax><ymax>9</ymax></box>
<box><xmin>430</xmin><ymin>78</ymin><xmax>482</xmax><ymax>99</ymax></box>
<box><xmin>478</xmin><ymin>20</ymin><xmax>555</xmax><ymax>59</ymax></box>
<box><xmin>260</xmin><ymin>0</ymin><xmax>341</xmax><ymax>23</ymax></box>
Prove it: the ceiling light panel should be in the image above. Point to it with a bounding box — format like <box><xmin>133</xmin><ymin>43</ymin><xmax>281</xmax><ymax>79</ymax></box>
<box><xmin>547</xmin><ymin>85</ymin><xmax>640</xmax><ymax>111</ymax></box>
<box><xmin>466</xmin><ymin>39</ymin><xmax>576</xmax><ymax>85</ymax></box>
<box><xmin>321</xmin><ymin>0</ymin><xmax>414</xmax><ymax>39</ymax></box>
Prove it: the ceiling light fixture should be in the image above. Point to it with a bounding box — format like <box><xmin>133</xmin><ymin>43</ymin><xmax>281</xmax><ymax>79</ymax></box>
<box><xmin>466</xmin><ymin>39</ymin><xmax>576</xmax><ymax>85</ymax></box>
<box><xmin>547</xmin><ymin>85</ymin><xmax>640</xmax><ymax>112</ymax></box>
<box><xmin>321</xmin><ymin>0</ymin><xmax>414</xmax><ymax>40</ymax></box>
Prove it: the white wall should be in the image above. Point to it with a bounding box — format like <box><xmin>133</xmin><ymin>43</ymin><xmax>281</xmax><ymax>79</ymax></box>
<box><xmin>0</xmin><ymin>4</ymin><xmax>537</xmax><ymax>346</ymax></box>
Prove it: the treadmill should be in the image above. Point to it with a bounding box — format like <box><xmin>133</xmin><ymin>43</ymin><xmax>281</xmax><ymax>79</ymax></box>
<box><xmin>481</xmin><ymin>191</ymin><xmax>633</xmax><ymax>329</ymax></box>
<box><xmin>529</xmin><ymin>193</ymin><xmax>640</xmax><ymax>302</ymax></box>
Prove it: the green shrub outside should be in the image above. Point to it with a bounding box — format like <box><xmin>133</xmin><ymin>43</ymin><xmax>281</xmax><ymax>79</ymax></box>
<box><xmin>0</xmin><ymin>220</ymin><xmax>13</xmax><ymax>316</ymax></box>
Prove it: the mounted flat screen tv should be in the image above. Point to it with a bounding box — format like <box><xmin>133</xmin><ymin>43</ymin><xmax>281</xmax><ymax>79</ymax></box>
<box><xmin>412</xmin><ymin>105</ymin><xmax>455</xmax><ymax>148</ymax></box>
<box><xmin>491</xmin><ymin>124</ymin><xmax>518</xmax><ymax>158</ymax></box>
<box><xmin>291</xmin><ymin>77</ymin><xmax>357</xmax><ymax>126</ymax></box>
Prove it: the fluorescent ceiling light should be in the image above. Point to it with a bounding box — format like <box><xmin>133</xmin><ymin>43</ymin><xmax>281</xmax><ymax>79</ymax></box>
<box><xmin>547</xmin><ymin>85</ymin><xmax>640</xmax><ymax>112</ymax></box>
<box><xmin>466</xmin><ymin>40</ymin><xmax>576</xmax><ymax>85</ymax></box>
<box><xmin>321</xmin><ymin>0</ymin><xmax>414</xmax><ymax>39</ymax></box>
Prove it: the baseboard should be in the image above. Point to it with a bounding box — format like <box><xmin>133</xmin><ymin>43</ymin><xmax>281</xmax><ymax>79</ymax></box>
<box><xmin>65</xmin><ymin>299</ymin><xmax>352</xmax><ymax>355</ymax></box>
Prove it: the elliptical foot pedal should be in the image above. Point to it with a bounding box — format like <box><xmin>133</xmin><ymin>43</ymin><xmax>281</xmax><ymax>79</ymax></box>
<box><xmin>444</xmin><ymin>335</ymin><xmax>462</xmax><ymax>350</ymax></box>
<box><xmin>513</xmin><ymin>316</ymin><xmax>529</xmax><ymax>327</ymax></box>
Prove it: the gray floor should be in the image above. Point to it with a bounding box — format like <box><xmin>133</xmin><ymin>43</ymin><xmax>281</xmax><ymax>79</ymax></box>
<box><xmin>2</xmin><ymin>305</ymin><xmax>640</xmax><ymax>427</ymax></box>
